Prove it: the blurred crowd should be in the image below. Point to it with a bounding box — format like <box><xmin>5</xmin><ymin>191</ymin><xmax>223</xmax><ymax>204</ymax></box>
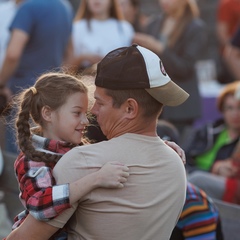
<box><xmin>0</xmin><ymin>0</ymin><xmax>240</xmax><ymax>239</ymax></box>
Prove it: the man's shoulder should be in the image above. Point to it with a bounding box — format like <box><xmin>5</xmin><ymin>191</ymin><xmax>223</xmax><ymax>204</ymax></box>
<box><xmin>61</xmin><ymin>141</ymin><xmax>109</xmax><ymax>157</ymax></box>
<box><xmin>18</xmin><ymin>0</ymin><xmax>72</xmax><ymax>12</ymax></box>
<box><xmin>17</xmin><ymin>0</ymin><xmax>37</xmax><ymax>10</ymax></box>
<box><xmin>11</xmin><ymin>0</ymin><xmax>38</xmax><ymax>20</ymax></box>
<box><xmin>59</xmin><ymin>137</ymin><xmax>127</xmax><ymax>159</ymax></box>
<box><xmin>60</xmin><ymin>134</ymin><xmax>155</xmax><ymax>159</ymax></box>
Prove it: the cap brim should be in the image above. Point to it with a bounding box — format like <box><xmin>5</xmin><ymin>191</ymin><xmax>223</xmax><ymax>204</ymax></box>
<box><xmin>145</xmin><ymin>80</ymin><xmax>189</xmax><ymax>106</ymax></box>
<box><xmin>235</xmin><ymin>84</ymin><xmax>240</xmax><ymax>100</ymax></box>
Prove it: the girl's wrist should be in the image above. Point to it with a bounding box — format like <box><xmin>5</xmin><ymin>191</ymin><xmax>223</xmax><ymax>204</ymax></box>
<box><xmin>91</xmin><ymin>171</ymin><xmax>102</xmax><ymax>188</ymax></box>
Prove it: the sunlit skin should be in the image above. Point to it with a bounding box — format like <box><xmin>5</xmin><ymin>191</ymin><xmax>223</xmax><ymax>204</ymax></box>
<box><xmin>91</xmin><ymin>87</ymin><xmax>127</xmax><ymax>139</ymax></box>
<box><xmin>88</xmin><ymin>0</ymin><xmax>112</xmax><ymax>20</ymax></box>
<box><xmin>91</xmin><ymin>87</ymin><xmax>159</xmax><ymax>139</ymax></box>
<box><xmin>222</xmin><ymin>95</ymin><xmax>240</xmax><ymax>140</ymax></box>
<box><xmin>42</xmin><ymin>92</ymin><xmax>89</xmax><ymax>145</ymax></box>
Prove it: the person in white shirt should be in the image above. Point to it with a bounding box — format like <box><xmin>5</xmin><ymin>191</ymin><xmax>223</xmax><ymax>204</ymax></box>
<box><xmin>70</xmin><ymin>0</ymin><xmax>134</xmax><ymax>74</ymax></box>
<box><xmin>0</xmin><ymin>0</ymin><xmax>22</xmax><ymax>70</ymax></box>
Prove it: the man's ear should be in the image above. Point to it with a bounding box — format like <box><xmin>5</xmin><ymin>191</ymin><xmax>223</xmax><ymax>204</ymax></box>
<box><xmin>41</xmin><ymin>105</ymin><xmax>52</xmax><ymax>122</ymax></box>
<box><xmin>125</xmin><ymin>98</ymin><xmax>138</xmax><ymax>118</ymax></box>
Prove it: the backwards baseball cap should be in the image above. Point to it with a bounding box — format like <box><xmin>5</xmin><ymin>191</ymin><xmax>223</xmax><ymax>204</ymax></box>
<box><xmin>95</xmin><ymin>44</ymin><xmax>189</xmax><ymax>106</ymax></box>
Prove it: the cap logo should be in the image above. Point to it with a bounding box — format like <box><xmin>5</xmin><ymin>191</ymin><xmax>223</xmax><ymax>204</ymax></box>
<box><xmin>160</xmin><ymin>60</ymin><xmax>167</xmax><ymax>76</ymax></box>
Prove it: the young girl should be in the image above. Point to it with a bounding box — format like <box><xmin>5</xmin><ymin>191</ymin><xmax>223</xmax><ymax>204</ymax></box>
<box><xmin>11</xmin><ymin>72</ymin><xmax>129</xmax><ymax>238</ymax></box>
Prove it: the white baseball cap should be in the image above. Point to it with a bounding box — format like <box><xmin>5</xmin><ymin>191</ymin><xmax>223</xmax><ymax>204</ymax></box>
<box><xmin>95</xmin><ymin>44</ymin><xmax>189</xmax><ymax>106</ymax></box>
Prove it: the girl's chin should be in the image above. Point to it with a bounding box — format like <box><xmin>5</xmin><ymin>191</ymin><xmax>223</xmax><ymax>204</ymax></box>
<box><xmin>71</xmin><ymin>137</ymin><xmax>83</xmax><ymax>145</ymax></box>
<box><xmin>72</xmin><ymin>141</ymin><xmax>82</xmax><ymax>145</ymax></box>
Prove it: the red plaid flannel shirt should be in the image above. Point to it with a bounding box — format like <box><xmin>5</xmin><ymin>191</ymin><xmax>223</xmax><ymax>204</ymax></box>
<box><xmin>12</xmin><ymin>135</ymin><xmax>74</xmax><ymax>229</ymax></box>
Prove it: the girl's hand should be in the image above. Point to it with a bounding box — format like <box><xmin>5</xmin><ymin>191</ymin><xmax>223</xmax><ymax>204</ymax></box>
<box><xmin>164</xmin><ymin>140</ymin><xmax>186</xmax><ymax>165</ymax></box>
<box><xmin>96</xmin><ymin>162</ymin><xmax>130</xmax><ymax>188</ymax></box>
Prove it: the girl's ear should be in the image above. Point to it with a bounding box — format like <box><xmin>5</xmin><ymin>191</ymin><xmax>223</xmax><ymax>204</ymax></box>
<box><xmin>41</xmin><ymin>106</ymin><xmax>52</xmax><ymax>122</ymax></box>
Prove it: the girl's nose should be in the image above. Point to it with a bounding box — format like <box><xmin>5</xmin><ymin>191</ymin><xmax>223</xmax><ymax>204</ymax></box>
<box><xmin>81</xmin><ymin>115</ymin><xmax>89</xmax><ymax>125</ymax></box>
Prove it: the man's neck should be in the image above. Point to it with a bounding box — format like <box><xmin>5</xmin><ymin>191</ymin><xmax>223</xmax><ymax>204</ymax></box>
<box><xmin>107</xmin><ymin>118</ymin><xmax>157</xmax><ymax>140</ymax></box>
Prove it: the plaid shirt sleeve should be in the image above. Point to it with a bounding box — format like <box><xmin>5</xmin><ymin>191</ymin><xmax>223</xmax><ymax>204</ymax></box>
<box><xmin>14</xmin><ymin>154</ymin><xmax>71</xmax><ymax>221</ymax></box>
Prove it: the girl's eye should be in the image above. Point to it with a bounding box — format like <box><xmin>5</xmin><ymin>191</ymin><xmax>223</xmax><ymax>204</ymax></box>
<box><xmin>97</xmin><ymin>102</ymin><xmax>103</xmax><ymax>106</ymax></box>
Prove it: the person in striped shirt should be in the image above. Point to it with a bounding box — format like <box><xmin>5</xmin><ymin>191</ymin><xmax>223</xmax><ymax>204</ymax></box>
<box><xmin>170</xmin><ymin>182</ymin><xmax>223</xmax><ymax>240</ymax></box>
<box><xmin>157</xmin><ymin>120</ymin><xmax>224</xmax><ymax>240</ymax></box>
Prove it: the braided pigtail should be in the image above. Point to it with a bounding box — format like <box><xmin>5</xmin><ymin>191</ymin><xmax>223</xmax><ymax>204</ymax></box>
<box><xmin>15</xmin><ymin>88</ymin><xmax>61</xmax><ymax>163</ymax></box>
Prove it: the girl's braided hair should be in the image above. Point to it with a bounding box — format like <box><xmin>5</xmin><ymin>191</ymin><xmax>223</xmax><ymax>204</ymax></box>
<box><xmin>14</xmin><ymin>72</ymin><xmax>88</xmax><ymax>164</ymax></box>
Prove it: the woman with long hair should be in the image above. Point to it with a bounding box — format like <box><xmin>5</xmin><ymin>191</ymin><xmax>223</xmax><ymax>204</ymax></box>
<box><xmin>133</xmin><ymin>0</ymin><xmax>207</xmax><ymax>140</ymax></box>
<box><xmin>70</xmin><ymin>0</ymin><xmax>134</xmax><ymax>74</ymax></box>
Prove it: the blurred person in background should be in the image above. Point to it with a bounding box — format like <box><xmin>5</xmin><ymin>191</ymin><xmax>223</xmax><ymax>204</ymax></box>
<box><xmin>0</xmin><ymin>0</ymin><xmax>22</xmax><ymax>70</ymax></box>
<box><xmin>223</xmin><ymin>26</ymin><xmax>240</xmax><ymax>80</ymax></box>
<box><xmin>0</xmin><ymin>3</ymin><xmax>24</xmax><ymax>235</ymax></box>
<box><xmin>0</xmin><ymin>0</ymin><xmax>74</xmax><ymax>154</ymax></box>
<box><xmin>133</xmin><ymin>0</ymin><xmax>207</xmax><ymax>142</ymax></box>
<box><xmin>69</xmin><ymin>0</ymin><xmax>134</xmax><ymax>74</ymax></box>
<box><xmin>187</xmin><ymin>81</ymin><xmax>240</xmax><ymax>205</ymax></box>
<box><xmin>170</xmin><ymin>182</ymin><xmax>224</xmax><ymax>240</ymax></box>
<box><xmin>157</xmin><ymin>120</ymin><xmax>224</xmax><ymax>240</ymax></box>
<box><xmin>0</xmin><ymin>0</ymin><xmax>22</xmax><ymax>122</ymax></box>
<box><xmin>217</xmin><ymin>0</ymin><xmax>240</xmax><ymax>51</ymax></box>
<box><xmin>117</xmin><ymin>0</ymin><xmax>150</xmax><ymax>32</ymax></box>
<box><xmin>215</xmin><ymin>0</ymin><xmax>240</xmax><ymax>83</ymax></box>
